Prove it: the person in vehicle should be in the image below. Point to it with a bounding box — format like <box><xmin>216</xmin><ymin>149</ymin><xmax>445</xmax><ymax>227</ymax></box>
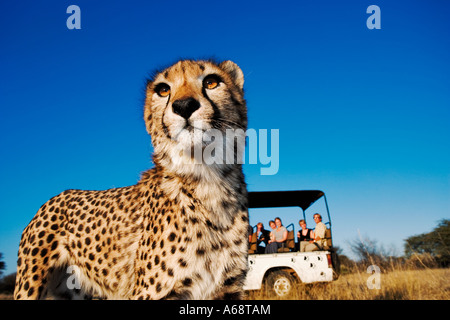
<box><xmin>268</xmin><ymin>220</ymin><xmax>276</xmax><ymax>242</ymax></box>
<box><xmin>254</xmin><ymin>222</ymin><xmax>271</xmax><ymax>254</ymax></box>
<box><xmin>303</xmin><ymin>213</ymin><xmax>327</xmax><ymax>252</ymax></box>
<box><xmin>297</xmin><ymin>219</ymin><xmax>314</xmax><ymax>252</ymax></box>
<box><xmin>265</xmin><ymin>217</ymin><xmax>288</xmax><ymax>254</ymax></box>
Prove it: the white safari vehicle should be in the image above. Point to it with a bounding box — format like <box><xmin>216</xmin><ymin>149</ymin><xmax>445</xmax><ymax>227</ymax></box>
<box><xmin>243</xmin><ymin>190</ymin><xmax>340</xmax><ymax>298</ymax></box>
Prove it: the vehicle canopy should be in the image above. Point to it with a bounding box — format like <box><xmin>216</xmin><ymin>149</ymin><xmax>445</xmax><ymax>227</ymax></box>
<box><xmin>248</xmin><ymin>190</ymin><xmax>332</xmax><ymax>230</ymax></box>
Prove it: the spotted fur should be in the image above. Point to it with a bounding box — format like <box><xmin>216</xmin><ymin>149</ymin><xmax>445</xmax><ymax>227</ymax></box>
<box><xmin>14</xmin><ymin>59</ymin><xmax>249</xmax><ymax>300</ymax></box>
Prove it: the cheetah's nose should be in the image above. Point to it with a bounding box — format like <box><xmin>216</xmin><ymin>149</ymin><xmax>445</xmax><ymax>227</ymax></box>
<box><xmin>172</xmin><ymin>98</ymin><xmax>200</xmax><ymax>120</ymax></box>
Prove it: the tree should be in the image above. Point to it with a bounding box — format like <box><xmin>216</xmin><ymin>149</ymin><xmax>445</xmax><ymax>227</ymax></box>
<box><xmin>0</xmin><ymin>273</ymin><xmax>16</xmax><ymax>294</ymax></box>
<box><xmin>346</xmin><ymin>234</ymin><xmax>401</xmax><ymax>271</ymax></box>
<box><xmin>349</xmin><ymin>236</ymin><xmax>382</xmax><ymax>263</ymax></box>
<box><xmin>404</xmin><ymin>219</ymin><xmax>450</xmax><ymax>267</ymax></box>
<box><xmin>0</xmin><ymin>253</ymin><xmax>5</xmax><ymax>278</ymax></box>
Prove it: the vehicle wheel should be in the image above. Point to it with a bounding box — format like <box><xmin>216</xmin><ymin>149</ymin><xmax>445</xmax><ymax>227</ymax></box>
<box><xmin>264</xmin><ymin>270</ymin><xmax>298</xmax><ymax>298</ymax></box>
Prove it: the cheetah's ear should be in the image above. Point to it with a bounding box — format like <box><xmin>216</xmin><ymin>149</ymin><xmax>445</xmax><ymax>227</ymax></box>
<box><xmin>219</xmin><ymin>60</ymin><xmax>244</xmax><ymax>90</ymax></box>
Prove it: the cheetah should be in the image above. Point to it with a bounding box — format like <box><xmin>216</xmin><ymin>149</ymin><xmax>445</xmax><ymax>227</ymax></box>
<box><xmin>14</xmin><ymin>59</ymin><xmax>249</xmax><ymax>300</ymax></box>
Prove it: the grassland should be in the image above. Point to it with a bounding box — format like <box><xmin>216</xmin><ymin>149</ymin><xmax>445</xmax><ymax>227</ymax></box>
<box><xmin>246</xmin><ymin>268</ymin><xmax>450</xmax><ymax>300</ymax></box>
<box><xmin>1</xmin><ymin>268</ymin><xmax>448</xmax><ymax>300</ymax></box>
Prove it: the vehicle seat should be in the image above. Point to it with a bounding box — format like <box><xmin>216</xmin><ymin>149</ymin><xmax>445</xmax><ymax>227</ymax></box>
<box><xmin>248</xmin><ymin>232</ymin><xmax>257</xmax><ymax>254</ymax></box>
<box><xmin>323</xmin><ymin>228</ymin><xmax>332</xmax><ymax>250</ymax></box>
<box><xmin>278</xmin><ymin>230</ymin><xmax>295</xmax><ymax>253</ymax></box>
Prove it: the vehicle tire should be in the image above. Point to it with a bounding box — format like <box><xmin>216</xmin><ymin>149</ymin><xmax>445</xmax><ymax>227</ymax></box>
<box><xmin>264</xmin><ymin>270</ymin><xmax>298</xmax><ymax>298</ymax></box>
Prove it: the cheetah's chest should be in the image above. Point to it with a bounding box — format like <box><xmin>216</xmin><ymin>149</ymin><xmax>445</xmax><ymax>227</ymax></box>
<box><xmin>137</xmin><ymin>200</ymin><xmax>248</xmax><ymax>299</ymax></box>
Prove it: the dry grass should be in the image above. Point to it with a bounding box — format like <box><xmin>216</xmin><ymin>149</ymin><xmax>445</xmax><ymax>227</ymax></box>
<box><xmin>246</xmin><ymin>268</ymin><xmax>450</xmax><ymax>300</ymax></box>
<box><xmin>2</xmin><ymin>269</ymin><xmax>448</xmax><ymax>300</ymax></box>
<box><xmin>0</xmin><ymin>293</ymin><xmax>13</xmax><ymax>300</ymax></box>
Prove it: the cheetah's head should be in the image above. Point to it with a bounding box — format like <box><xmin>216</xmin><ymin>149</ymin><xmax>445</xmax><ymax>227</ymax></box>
<box><xmin>144</xmin><ymin>59</ymin><xmax>247</xmax><ymax>177</ymax></box>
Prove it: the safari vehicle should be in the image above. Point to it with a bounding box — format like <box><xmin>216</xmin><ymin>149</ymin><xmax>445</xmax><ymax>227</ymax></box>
<box><xmin>243</xmin><ymin>190</ymin><xmax>340</xmax><ymax>298</ymax></box>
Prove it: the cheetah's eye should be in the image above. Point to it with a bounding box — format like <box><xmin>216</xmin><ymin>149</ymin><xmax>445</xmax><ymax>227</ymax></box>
<box><xmin>155</xmin><ymin>83</ymin><xmax>171</xmax><ymax>97</ymax></box>
<box><xmin>203</xmin><ymin>75</ymin><xmax>221</xmax><ymax>90</ymax></box>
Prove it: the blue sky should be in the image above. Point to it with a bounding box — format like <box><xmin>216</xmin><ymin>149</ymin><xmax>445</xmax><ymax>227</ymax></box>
<box><xmin>1</xmin><ymin>0</ymin><xmax>449</xmax><ymax>275</ymax></box>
